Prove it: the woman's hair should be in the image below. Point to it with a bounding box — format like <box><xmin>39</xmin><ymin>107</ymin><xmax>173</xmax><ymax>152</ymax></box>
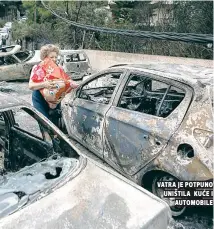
<box><xmin>40</xmin><ymin>44</ymin><xmax>60</xmax><ymax>60</ymax></box>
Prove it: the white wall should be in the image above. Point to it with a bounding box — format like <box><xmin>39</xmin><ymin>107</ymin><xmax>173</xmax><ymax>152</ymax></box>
<box><xmin>84</xmin><ymin>50</ymin><xmax>213</xmax><ymax>71</ymax></box>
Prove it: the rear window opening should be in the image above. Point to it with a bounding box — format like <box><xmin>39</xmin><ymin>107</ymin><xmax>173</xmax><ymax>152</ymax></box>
<box><xmin>65</xmin><ymin>53</ymin><xmax>86</xmax><ymax>62</ymax></box>
<box><xmin>0</xmin><ymin>108</ymin><xmax>82</xmax><ymax>218</ymax></box>
<box><xmin>118</xmin><ymin>75</ymin><xmax>186</xmax><ymax>118</ymax></box>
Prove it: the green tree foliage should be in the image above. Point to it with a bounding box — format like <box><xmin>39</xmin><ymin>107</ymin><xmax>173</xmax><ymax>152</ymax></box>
<box><xmin>0</xmin><ymin>1</ymin><xmax>23</xmax><ymax>18</ymax></box>
<box><xmin>8</xmin><ymin>0</ymin><xmax>213</xmax><ymax>59</ymax></box>
<box><xmin>173</xmin><ymin>1</ymin><xmax>213</xmax><ymax>34</ymax></box>
<box><xmin>22</xmin><ymin>1</ymin><xmax>53</xmax><ymax>23</ymax></box>
<box><xmin>0</xmin><ymin>19</ymin><xmax>6</xmax><ymax>27</ymax></box>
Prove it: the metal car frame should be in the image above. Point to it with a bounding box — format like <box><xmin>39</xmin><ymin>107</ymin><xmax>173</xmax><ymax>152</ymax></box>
<box><xmin>62</xmin><ymin>63</ymin><xmax>213</xmax><ymax>216</ymax></box>
<box><xmin>0</xmin><ymin>45</ymin><xmax>38</xmax><ymax>81</ymax></box>
<box><xmin>0</xmin><ymin>93</ymin><xmax>171</xmax><ymax>228</ymax></box>
<box><xmin>59</xmin><ymin>50</ymin><xmax>92</xmax><ymax>80</ymax></box>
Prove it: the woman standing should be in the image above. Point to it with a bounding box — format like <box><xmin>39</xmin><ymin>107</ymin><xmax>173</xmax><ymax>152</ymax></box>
<box><xmin>29</xmin><ymin>44</ymin><xmax>78</xmax><ymax>126</ymax></box>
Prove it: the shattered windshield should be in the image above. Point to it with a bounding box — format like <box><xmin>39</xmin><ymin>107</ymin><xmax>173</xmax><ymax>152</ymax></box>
<box><xmin>0</xmin><ymin>108</ymin><xmax>80</xmax><ymax>218</ymax></box>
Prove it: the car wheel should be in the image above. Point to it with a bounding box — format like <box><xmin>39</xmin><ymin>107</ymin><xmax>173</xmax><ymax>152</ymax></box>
<box><xmin>151</xmin><ymin>174</ymin><xmax>186</xmax><ymax>217</ymax></box>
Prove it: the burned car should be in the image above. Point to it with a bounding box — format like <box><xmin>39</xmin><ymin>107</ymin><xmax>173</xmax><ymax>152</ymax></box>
<box><xmin>58</xmin><ymin>50</ymin><xmax>92</xmax><ymax>80</ymax></box>
<box><xmin>0</xmin><ymin>45</ymin><xmax>39</xmax><ymax>82</ymax></box>
<box><xmin>0</xmin><ymin>27</ymin><xmax>9</xmax><ymax>39</ymax></box>
<box><xmin>0</xmin><ymin>93</ymin><xmax>171</xmax><ymax>229</ymax></box>
<box><xmin>62</xmin><ymin>63</ymin><xmax>213</xmax><ymax>217</ymax></box>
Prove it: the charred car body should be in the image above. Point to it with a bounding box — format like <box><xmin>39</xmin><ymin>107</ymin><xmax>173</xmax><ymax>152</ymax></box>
<box><xmin>0</xmin><ymin>27</ymin><xmax>9</xmax><ymax>39</ymax></box>
<box><xmin>0</xmin><ymin>93</ymin><xmax>171</xmax><ymax>229</ymax></box>
<box><xmin>58</xmin><ymin>50</ymin><xmax>92</xmax><ymax>80</ymax></box>
<box><xmin>0</xmin><ymin>45</ymin><xmax>39</xmax><ymax>82</ymax></box>
<box><xmin>9</xmin><ymin>48</ymin><xmax>93</xmax><ymax>81</ymax></box>
<box><xmin>62</xmin><ymin>63</ymin><xmax>213</xmax><ymax>216</ymax></box>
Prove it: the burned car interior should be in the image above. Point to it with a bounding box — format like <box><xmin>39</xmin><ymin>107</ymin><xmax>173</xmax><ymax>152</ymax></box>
<box><xmin>0</xmin><ymin>107</ymin><xmax>80</xmax><ymax>218</ymax></box>
<box><xmin>0</xmin><ymin>56</ymin><xmax>18</xmax><ymax>65</ymax></box>
<box><xmin>65</xmin><ymin>53</ymin><xmax>86</xmax><ymax>62</ymax></box>
<box><xmin>58</xmin><ymin>51</ymin><xmax>92</xmax><ymax>80</ymax></box>
<box><xmin>77</xmin><ymin>72</ymin><xmax>185</xmax><ymax>116</ymax></box>
<box><xmin>0</xmin><ymin>52</ymin><xmax>32</xmax><ymax>66</ymax></box>
<box><xmin>118</xmin><ymin>74</ymin><xmax>185</xmax><ymax>118</ymax></box>
<box><xmin>78</xmin><ymin>72</ymin><xmax>122</xmax><ymax>104</ymax></box>
<box><xmin>1</xmin><ymin>108</ymin><xmax>79</xmax><ymax>172</ymax></box>
<box><xmin>0</xmin><ymin>45</ymin><xmax>33</xmax><ymax>66</ymax></box>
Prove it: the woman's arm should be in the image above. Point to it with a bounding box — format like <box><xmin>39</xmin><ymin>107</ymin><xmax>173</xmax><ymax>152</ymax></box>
<box><xmin>29</xmin><ymin>80</ymin><xmax>46</xmax><ymax>90</ymax></box>
<box><xmin>68</xmin><ymin>79</ymin><xmax>79</xmax><ymax>89</ymax></box>
<box><xmin>29</xmin><ymin>64</ymin><xmax>56</xmax><ymax>90</ymax></box>
<box><xmin>29</xmin><ymin>79</ymin><xmax>56</xmax><ymax>90</ymax></box>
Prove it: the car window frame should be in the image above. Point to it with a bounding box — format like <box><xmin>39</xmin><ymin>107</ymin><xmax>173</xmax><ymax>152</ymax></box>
<box><xmin>63</xmin><ymin>52</ymin><xmax>88</xmax><ymax>63</ymax></box>
<box><xmin>79</xmin><ymin>52</ymin><xmax>87</xmax><ymax>62</ymax></box>
<box><xmin>0</xmin><ymin>112</ymin><xmax>9</xmax><ymax>140</ymax></box>
<box><xmin>12</xmin><ymin>54</ymin><xmax>22</xmax><ymax>63</ymax></box>
<box><xmin>78</xmin><ymin>52</ymin><xmax>89</xmax><ymax>62</ymax></box>
<box><xmin>3</xmin><ymin>54</ymin><xmax>20</xmax><ymax>65</ymax></box>
<box><xmin>11</xmin><ymin>108</ymin><xmax>45</xmax><ymax>141</ymax></box>
<box><xmin>75</xmin><ymin>69</ymin><xmax>127</xmax><ymax>105</ymax></box>
<box><xmin>114</xmin><ymin>70</ymin><xmax>193</xmax><ymax>119</ymax></box>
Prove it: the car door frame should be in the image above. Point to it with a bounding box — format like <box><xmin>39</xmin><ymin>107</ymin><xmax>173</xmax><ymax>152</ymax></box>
<box><xmin>103</xmin><ymin>69</ymin><xmax>193</xmax><ymax>176</ymax></box>
<box><xmin>3</xmin><ymin>107</ymin><xmax>54</xmax><ymax>170</ymax></box>
<box><xmin>64</xmin><ymin>68</ymin><xmax>129</xmax><ymax>158</ymax></box>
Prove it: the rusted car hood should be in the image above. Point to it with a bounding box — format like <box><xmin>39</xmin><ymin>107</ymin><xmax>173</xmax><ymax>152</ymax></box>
<box><xmin>0</xmin><ymin>160</ymin><xmax>171</xmax><ymax>229</ymax></box>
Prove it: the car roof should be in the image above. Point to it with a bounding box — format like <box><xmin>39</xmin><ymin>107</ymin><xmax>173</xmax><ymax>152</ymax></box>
<box><xmin>111</xmin><ymin>63</ymin><xmax>213</xmax><ymax>86</ymax></box>
<box><xmin>0</xmin><ymin>93</ymin><xmax>28</xmax><ymax>111</ymax></box>
<box><xmin>60</xmin><ymin>49</ymin><xmax>87</xmax><ymax>55</ymax></box>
